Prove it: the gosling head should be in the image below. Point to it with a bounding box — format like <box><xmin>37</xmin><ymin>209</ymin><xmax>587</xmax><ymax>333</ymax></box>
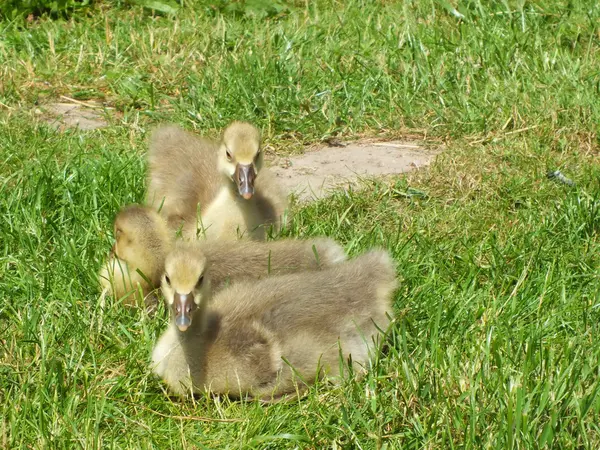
<box><xmin>112</xmin><ymin>205</ymin><xmax>169</xmax><ymax>273</ymax></box>
<box><xmin>161</xmin><ymin>244</ymin><xmax>211</xmax><ymax>332</ymax></box>
<box><xmin>218</xmin><ymin>121</ymin><xmax>263</xmax><ymax>200</ymax></box>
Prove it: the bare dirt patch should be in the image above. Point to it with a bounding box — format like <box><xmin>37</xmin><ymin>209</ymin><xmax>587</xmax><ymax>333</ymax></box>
<box><xmin>270</xmin><ymin>140</ymin><xmax>438</xmax><ymax>201</ymax></box>
<box><xmin>38</xmin><ymin>101</ymin><xmax>109</xmax><ymax>130</ymax></box>
<box><xmin>31</xmin><ymin>104</ymin><xmax>438</xmax><ymax>202</ymax></box>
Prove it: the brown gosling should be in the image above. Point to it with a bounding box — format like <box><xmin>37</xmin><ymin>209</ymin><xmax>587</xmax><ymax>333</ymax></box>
<box><xmin>151</xmin><ymin>246</ymin><xmax>396</xmax><ymax>400</ymax></box>
<box><xmin>98</xmin><ymin>205</ymin><xmax>172</xmax><ymax>306</ymax></box>
<box><xmin>145</xmin><ymin>122</ymin><xmax>287</xmax><ymax>240</ymax></box>
<box><xmin>100</xmin><ymin>205</ymin><xmax>345</xmax><ymax>305</ymax></box>
<box><xmin>200</xmin><ymin>121</ymin><xmax>288</xmax><ymax>240</ymax></box>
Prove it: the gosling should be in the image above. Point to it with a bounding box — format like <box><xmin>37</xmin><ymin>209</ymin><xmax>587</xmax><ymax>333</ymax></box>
<box><xmin>100</xmin><ymin>205</ymin><xmax>345</xmax><ymax>304</ymax></box>
<box><xmin>152</xmin><ymin>246</ymin><xmax>396</xmax><ymax>400</ymax></box>
<box><xmin>200</xmin><ymin>121</ymin><xmax>288</xmax><ymax>240</ymax></box>
<box><xmin>98</xmin><ymin>204</ymin><xmax>171</xmax><ymax>306</ymax></box>
<box><xmin>146</xmin><ymin>122</ymin><xmax>287</xmax><ymax>240</ymax></box>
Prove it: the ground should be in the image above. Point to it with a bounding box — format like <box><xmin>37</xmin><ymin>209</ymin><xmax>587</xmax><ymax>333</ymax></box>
<box><xmin>1</xmin><ymin>1</ymin><xmax>600</xmax><ymax>448</ymax></box>
<box><xmin>40</xmin><ymin>99</ymin><xmax>437</xmax><ymax>200</ymax></box>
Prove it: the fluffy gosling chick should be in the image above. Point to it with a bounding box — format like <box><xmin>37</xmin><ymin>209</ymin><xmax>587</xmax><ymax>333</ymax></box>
<box><xmin>99</xmin><ymin>205</ymin><xmax>172</xmax><ymax>306</ymax></box>
<box><xmin>200</xmin><ymin>121</ymin><xmax>288</xmax><ymax>241</ymax></box>
<box><xmin>152</xmin><ymin>246</ymin><xmax>396</xmax><ymax>400</ymax></box>
<box><xmin>100</xmin><ymin>205</ymin><xmax>344</xmax><ymax>306</ymax></box>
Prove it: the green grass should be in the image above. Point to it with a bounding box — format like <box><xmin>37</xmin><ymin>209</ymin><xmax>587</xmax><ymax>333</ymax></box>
<box><xmin>1</xmin><ymin>0</ymin><xmax>600</xmax><ymax>447</ymax></box>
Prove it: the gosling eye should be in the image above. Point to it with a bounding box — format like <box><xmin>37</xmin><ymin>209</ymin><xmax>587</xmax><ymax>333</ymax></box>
<box><xmin>165</xmin><ymin>274</ymin><xmax>171</xmax><ymax>286</ymax></box>
<box><xmin>225</xmin><ymin>149</ymin><xmax>233</xmax><ymax>162</ymax></box>
<box><xmin>196</xmin><ymin>275</ymin><xmax>204</xmax><ymax>288</ymax></box>
<box><xmin>115</xmin><ymin>228</ymin><xmax>122</xmax><ymax>239</ymax></box>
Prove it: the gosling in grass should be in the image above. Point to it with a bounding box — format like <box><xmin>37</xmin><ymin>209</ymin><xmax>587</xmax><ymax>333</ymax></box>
<box><xmin>151</xmin><ymin>246</ymin><xmax>396</xmax><ymax>400</ymax></box>
<box><xmin>200</xmin><ymin>121</ymin><xmax>288</xmax><ymax>240</ymax></box>
<box><xmin>99</xmin><ymin>204</ymin><xmax>172</xmax><ymax>306</ymax></box>
<box><xmin>146</xmin><ymin>122</ymin><xmax>287</xmax><ymax>240</ymax></box>
<box><xmin>100</xmin><ymin>205</ymin><xmax>345</xmax><ymax>304</ymax></box>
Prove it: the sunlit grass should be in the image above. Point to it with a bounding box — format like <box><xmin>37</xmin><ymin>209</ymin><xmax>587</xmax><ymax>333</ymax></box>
<box><xmin>1</xmin><ymin>0</ymin><xmax>600</xmax><ymax>447</ymax></box>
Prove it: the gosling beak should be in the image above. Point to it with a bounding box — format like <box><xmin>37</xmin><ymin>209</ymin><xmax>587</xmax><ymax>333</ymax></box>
<box><xmin>173</xmin><ymin>292</ymin><xmax>196</xmax><ymax>332</ymax></box>
<box><xmin>235</xmin><ymin>164</ymin><xmax>256</xmax><ymax>200</ymax></box>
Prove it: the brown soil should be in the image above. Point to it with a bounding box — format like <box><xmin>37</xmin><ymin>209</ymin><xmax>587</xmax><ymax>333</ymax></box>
<box><xmin>270</xmin><ymin>140</ymin><xmax>438</xmax><ymax>201</ymax></box>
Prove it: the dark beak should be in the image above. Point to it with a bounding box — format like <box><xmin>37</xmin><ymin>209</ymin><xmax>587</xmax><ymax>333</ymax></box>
<box><xmin>172</xmin><ymin>292</ymin><xmax>196</xmax><ymax>332</ymax></box>
<box><xmin>235</xmin><ymin>164</ymin><xmax>256</xmax><ymax>200</ymax></box>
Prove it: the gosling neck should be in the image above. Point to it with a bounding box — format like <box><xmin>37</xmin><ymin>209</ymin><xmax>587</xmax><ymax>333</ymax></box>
<box><xmin>135</xmin><ymin>241</ymin><xmax>171</xmax><ymax>286</ymax></box>
<box><xmin>149</xmin><ymin>243</ymin><xmax>171</xmax><ymax>284</ymax></box>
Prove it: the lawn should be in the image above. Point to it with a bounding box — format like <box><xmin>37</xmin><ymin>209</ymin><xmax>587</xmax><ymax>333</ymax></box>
<box><xmin>1</xmin><ymin>0</ymin><xmax>600</xmax><ymax>447</ymax></box>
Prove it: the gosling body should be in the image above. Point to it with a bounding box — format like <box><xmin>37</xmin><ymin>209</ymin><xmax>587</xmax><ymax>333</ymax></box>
<box><xmin>146</xmin><ymin>125</ymin><xmax>220</xmax><ymax>238</ymax></box>
<box><xmin>100</xmin><ymin>206</ymin><xmax>344</xmax><ymax>303</ymax></box>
